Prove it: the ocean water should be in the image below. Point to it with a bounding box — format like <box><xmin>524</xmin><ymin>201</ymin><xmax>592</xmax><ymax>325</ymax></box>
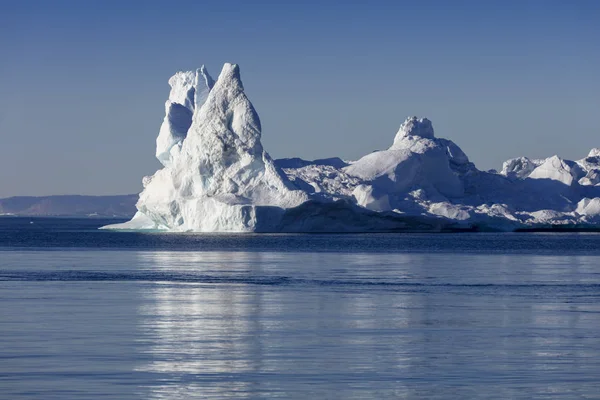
<box><xmin>1</xmin><ymin>218</ymin><xmax>600</xmax><ymax>399</ymax></box>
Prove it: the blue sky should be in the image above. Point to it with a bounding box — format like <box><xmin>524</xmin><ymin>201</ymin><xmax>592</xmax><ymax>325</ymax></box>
<box><xmin>0</xmin><ymin>0</ymin><xmax>599</xmax><ymax>197</ymax></box>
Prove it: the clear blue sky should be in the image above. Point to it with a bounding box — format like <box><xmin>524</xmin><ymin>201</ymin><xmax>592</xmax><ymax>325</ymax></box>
<box><xmin>1</xmin><ymin>0</ymin><xmax>598</xmax><ymax>197</ymax></box>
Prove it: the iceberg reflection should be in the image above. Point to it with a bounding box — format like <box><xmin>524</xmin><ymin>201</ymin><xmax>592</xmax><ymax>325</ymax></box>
<box><xmin>133</xmin><ymin>251</ymin><xmax>600</xmax><ymax>399</ymax></box>
<box><xmin>133</xmin><ymin>251</ymin><xmax>422</xmax><ymax>398</ymax></box>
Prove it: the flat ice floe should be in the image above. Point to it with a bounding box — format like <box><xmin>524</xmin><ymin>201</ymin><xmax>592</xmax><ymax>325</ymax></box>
<box><xmin>103</xmin><ymin>63</ymin><xmax>600</xmax><ymax>232</ymax></box>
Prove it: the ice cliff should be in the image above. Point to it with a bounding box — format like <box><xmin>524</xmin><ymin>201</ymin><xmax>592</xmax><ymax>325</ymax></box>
<box><xmin>104</xmin><ymin>63</ymin><xmax>600</xmax><ymax>232</ymax></box>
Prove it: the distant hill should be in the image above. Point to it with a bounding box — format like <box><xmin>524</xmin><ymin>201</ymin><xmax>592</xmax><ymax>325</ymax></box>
<box><xmin>0</xmin><ymin>195</ymin><xmax>137</xmax><ymax>217</ymax></box>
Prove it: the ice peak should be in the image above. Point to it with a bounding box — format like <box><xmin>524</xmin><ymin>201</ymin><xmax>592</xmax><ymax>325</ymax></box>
<box><xmin>198</xmin><ymin>65</ymin><xmax>214</xmax><ymax>86</ymax></box>
<box><xmin>167</xmin><ymin>71</ymin><xmax>196</xmax><ymax>111</ymax></box>
<box><xmin>185</xmin><ymin>62</ymin><xmax>261</xmax><ymax>152</ymax></box>
<box><xmin>395</xmin><ymin>117</ymin><xmax>435</xmax><ymax>141</ymax></box>
<box><xmin>193</xmin><ymin>65</ymin><xmax>214</xmax><ymax>110</ymax></box>
<box><xmin>214</xmin><ymin>63</ymin><xmax>243</xmax><ymax>92</ymax></box>
<box><xmin>156</xmin><ymin>65</ymin><xmax>217</xmax><ymax>167</ymax></box>
<box><xmin>588</xmin><ymin>148</ymin><xmax>600</xmax><ymax>158</ymax></box>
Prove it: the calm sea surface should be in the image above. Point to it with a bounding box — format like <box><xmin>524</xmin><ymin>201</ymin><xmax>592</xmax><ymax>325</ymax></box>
<box><xmin>1</xmin><ymin>217</ymin><xmax>600</xmax><ymax>399</ymax></box>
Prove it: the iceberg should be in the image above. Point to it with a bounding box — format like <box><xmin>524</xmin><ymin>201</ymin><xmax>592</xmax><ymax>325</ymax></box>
<box><xmin>103</xmin><ymin>63</ymin><xmax>600</xmax><ymax>232</ymax></box>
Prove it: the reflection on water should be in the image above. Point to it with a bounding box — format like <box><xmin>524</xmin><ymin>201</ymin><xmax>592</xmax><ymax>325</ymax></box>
<box><xmin>131</xmin><ymin>251</ymin><xmax>600</xmax><ymax>399</ymax></box>
<box><xmin>3</xmin><ymin>225</ymin><xmax>600</xmax><ymax>399</ymax></box>
<box><xmin>1</xmin><ymin>247</ymin><xmax>599</xmax><ymax>399</ymax></box>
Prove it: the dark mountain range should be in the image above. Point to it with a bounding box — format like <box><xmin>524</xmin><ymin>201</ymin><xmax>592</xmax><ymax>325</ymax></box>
<box><xmin>0</xmin><ymin>195</ymin><xmax>137</xmax><ymax>217</ymax></box>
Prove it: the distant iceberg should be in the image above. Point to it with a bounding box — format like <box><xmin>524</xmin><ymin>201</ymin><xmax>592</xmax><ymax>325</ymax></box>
<box><xmin>103</xmin><ymin>63</ymin><xmax>600</xmax><ymax>232</ymax></box>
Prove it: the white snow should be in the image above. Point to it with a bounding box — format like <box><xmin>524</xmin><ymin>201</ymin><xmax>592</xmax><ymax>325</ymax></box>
<box><xmin>102</xmin><ymin>211</ymin><xmax>165</xmax><ymax>230</ymax></box>
<box><xmin>105</xmin><ymin>63</ymin><xmax>600</xmax><ymax>232</ymax></box>
<box><xmin>500</xmin><ymin>157</ymin><xmax>543</xmax><ymax>179</ymax></box>
<box><xmin>577</xmin><ymin>198</ymin><xmax>600</xmax><ymax>217</ymax></box>
<box><xmin>343</xmin><ymin>116</ymin><xmax>465</xmax><ymax>211</ymax></box>
<box><xmin>528</xmin><ymin>156</ymin><xmax>579</xmax><ymax>186</ymax></box>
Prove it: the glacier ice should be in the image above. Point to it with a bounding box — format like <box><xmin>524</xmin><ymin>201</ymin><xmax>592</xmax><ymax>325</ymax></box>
<box><xmin>103</xmin><ymin>63</ymin><xmax>600</xmax><ymax>232</ymax></box>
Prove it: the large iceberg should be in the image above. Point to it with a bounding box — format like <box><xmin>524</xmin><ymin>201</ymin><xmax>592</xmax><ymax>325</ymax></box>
<box><xmin>104</xmin><ymin>63</ymin><xmax>600</xmax><ymax>232</ymax></box>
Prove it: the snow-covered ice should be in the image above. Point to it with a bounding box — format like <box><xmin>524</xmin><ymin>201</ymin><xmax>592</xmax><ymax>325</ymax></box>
<box><xmin>103</xmin><ymin>63</ymin><xmax>600</xmax><ymax>232</ymax></box>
